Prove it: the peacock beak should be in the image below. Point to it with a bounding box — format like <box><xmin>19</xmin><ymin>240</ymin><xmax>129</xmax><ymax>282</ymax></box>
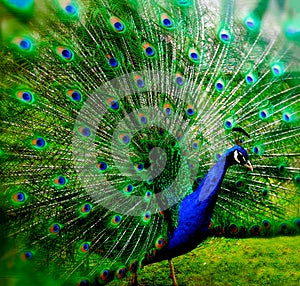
<box><xmin>244</xmin><ymin>160</ymin><xmax>253</xmax><ymax>172</ymax></box>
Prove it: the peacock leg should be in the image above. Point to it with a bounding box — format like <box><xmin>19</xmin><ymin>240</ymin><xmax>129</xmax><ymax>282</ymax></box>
<box><xmin>168</xmin><ymin>259</ymin><xmax>178</xmax><ymax>286</ymax></box>
<box><xmin>131</xmin><ymin>272</ymin><xmax>140</xmax><ymax>286</ymax></box>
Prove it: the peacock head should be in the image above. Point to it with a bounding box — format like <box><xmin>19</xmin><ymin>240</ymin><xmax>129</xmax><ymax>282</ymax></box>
<box><xmin>227</xmin><ymin>127</ymin><xmax>253</xmax><ymax>171</ymax></box>
<box><xmin>228</xmin><ymin>145</ymin><xmax>253</xmax><ymax>171</ymax></box>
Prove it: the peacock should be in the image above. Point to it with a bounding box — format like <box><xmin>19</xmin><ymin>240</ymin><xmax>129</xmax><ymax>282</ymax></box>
<box><xmin>0</xmin><ymin>0</ymin><xmax>299</xmax><ymax>285</ymax></box>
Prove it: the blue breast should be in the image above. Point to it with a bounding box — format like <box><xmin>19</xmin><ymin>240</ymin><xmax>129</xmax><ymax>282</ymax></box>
<box><xmin>165</xmin><ymin>154</ymin><xmax>229</xmax><ymax>258</ymax></box>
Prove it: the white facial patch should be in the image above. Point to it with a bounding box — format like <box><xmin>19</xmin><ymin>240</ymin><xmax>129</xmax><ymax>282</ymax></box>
<box><xmin>234</xmin><ymin>150</ymin><xmax>240</xmax><ymax>163</ymax></box>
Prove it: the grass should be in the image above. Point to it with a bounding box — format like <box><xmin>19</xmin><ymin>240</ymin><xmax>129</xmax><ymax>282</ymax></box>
<box><xmin>111</xmin><ymin>236</ymin><xmax>300</xmax><ymax>286</ymax></box>
<box><xmin>1</xmin><ymin>236</ymin><xmax>299</xmax><ymax>285</ymax></box>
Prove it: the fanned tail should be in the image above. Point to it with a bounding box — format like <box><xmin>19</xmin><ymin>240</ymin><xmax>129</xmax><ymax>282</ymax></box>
<box><xmin>0</xmin><ymin>0</ymin><xmax>299</xmax><ymax>285</ymax></box>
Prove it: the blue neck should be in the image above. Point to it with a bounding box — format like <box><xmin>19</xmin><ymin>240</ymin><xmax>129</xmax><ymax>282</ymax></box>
<box><xmin>160</xmin><ymin>153</ymin><xmax>231</xmax><ymax>260</ymax></box>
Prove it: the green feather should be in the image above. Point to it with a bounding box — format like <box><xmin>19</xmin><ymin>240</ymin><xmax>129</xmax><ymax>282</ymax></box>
<box><xmin>0</xmin><ymin>0</ymin><xmax>299</xmax><ymax>285</ymax></box>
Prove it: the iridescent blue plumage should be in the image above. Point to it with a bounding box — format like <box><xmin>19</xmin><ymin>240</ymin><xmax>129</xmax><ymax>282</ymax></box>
<box><xmin>152</xmin><ymin>145</ymin><xmax>251</xmax><ymax>261</ymax></box>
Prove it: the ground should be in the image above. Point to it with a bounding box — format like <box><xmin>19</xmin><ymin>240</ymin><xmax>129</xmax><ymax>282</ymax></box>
<box><xmin>111</xmin><ymin>236</ymin><xmax>300</xmax><ymax>286</ymax></box>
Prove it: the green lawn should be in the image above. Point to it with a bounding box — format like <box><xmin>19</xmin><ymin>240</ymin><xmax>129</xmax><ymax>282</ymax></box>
<box><xmin>1</xmin><ymin>236</ymin><xmax>299</xmax><ymax>285</ymax></box>
<box><xmin>111</xmin><ymin>236</ymin><xmax>300</xmax><ymax>286</ymax></box>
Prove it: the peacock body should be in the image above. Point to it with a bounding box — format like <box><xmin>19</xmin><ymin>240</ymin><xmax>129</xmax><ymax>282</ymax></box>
<box><xmin>0</xmin><ymin>0</ymin><xmax>299</xmax><ymax>285</ymax></box>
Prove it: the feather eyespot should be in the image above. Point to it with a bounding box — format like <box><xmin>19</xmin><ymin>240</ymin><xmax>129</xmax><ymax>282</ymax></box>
<box><xmin>77</xmin><ymin>280</ymin><xmax>90</xmax><ymax>286</ymax></box>
<box><xmin>176</xmin><ymin>131</ymin><xmax>182</xmax><ymax>141</ymax></box>
<box><xmin>177</xmin><ymin>0</ymin><xmax>191</xmax><ymax>6</ymax></box>
<box><xmin>245</xmin><ymin>18</ymin><xmax>255</xmax><ymax>30</ymax></box>
<box><xmin>144</xmin><ymin>191</ymin><xmax>152</xmax><ymax>200</ymax></box>
<box><xmin>13</xmin><ymin>191</ymin><xmax>26</xmax><ymax>203</ymax></box>
<box><xmin>214</xmin><ymin>226</ymin><xmax>224</xmax><ymax>236</ymax></box>
<box><xmin>67</xmin><ymin>90</ymin><xmax>82</xmax><ymax>102</ymax></box>
<box><xmin>14</xmin><ymin>37</ymin><xmax>32</xmax><ymax>51</ymax></box>
<box><xmin>97</xmin><ymin>162</ymin><xmax>107</xmax><ymax>171</ymax></box>
<box><xmin>32</xmin><ymin>137</ymin><xmax>46</xmax><ymax>149</ymax></box>
<box><xmin>143</xmin><ymin>43</ymin><xmax>155</xmax><ymax>57</ymax></box>
<box><xmin>253</xmin><ymin>145</ymin><xmax>264</xmax><ymax>155</ymax></box>
<box><xmin>78</xmin><ymin>126</ymin><xmax>91</xmax><ymax>137</ymax></box>
<box><xmin>215</xmin><ymin>79</ymin><xmax>225</xmax><ymax>91</ymax></box>
<box><xmin>261</xmin><ymin>111</ymin><xmax>267</xmax><ymax>118</ymax></box>
<box><xmin>229</xmin><ymin>223</ymin><xmax>238</xmax><ymax>233</ymax></box>
<box><xmin>135</xmin><ymin>163</ymin><xmax>143</xmax><ymax>171</ymax></box>
<box><xmin>271</xmin><ymin>63</ymin><xmax>284</xmax><ymax>77</ymax></box>
<box><xmin>21</xmin><ymin>91</ymin><xmax>31</xmax><ymax>101</ymax></box>
<box><xmin>138</xmin><ymin>113</ymin><xmax>147</xmax><ymax>124</ymax></box>
<box><xmin>107</xmin><ymin>98</ymin><xmax>119</xmax><ymax>111</ymax></box>
<box><xmin>81</xmin><ymin>203</ymin><xmax>92</xmax><ymax>213</ymax></box>
<box><xmin>50</xmin><ymin>223</ymin><xmax>61</xmax><ymax>234</ymax></box>
<box><xmin>259</xmin><ymin>109</ymin><xmax>271</xmax><ymax>119</ymax></box>
<box><xmin>188</xmin><ymin>48</ymin><xmax>200</xmax><ymax>63</ymax></box>
<box><xmin>294</xmin><ymin>218</ymin><xmax>300</xmax><ymax>228</ymax></box>
<box><xmin>155</xmin><ymin>237</ymin><xmax>166</xmax><ymax>249</ymax></box>
<box><xmin>236</xmin><ymin>180</ymin><xmax>244</xmax><ymax>188</ymax></box>
<box><xmin>110</xmin><ymin>17</ymin><xmax>125</xmax><ymax>32</ymax></box>
<box><xmin>262</xmin><ymin>220</ymin><xmax>271</xmax><ymax>229</ymax></box>
<box><xmin>218</xmin><ymin>28</ymin><xmax>232</xmax><ymax>43</ymax></box>
<box><xmin>246</xmin><ymin>73</ymin><xmax>257</xmax><ymax>85</ymax></box>
<box><xmin>189</xmin><ymin>163</ymin><xmax>195</xmax><ymax>169</ymax></box>
<box><xmin>58</xmin><ymin>0</ymin><xmax>78</xmax><ymax>16</ymax></box>
<box><xmin>253</xmin><ymin>146</ymin><xmax>260</xmax><ymax>154</ymax></box>
<box><xmin>64</xmin><ymin>3</ymin><xmax>78</xmax><ymax>15</ymax></box>
<box><xmin>129</xmin><ymin>261</ymin><xmax>138</xmax><ymax>272</ymax></box>
<box><xmin>161</xmin><ymin>14</ymin><xmax>173</xmax><ymax>28</ymax></box>
<box><xmin>134</xmin><ymin>75</ymin><xmax>145</xmax><ymax>88</ymax></box>
<box><xmin>163</xmin><ymin>103</ymin><xmax>173</xmax><ymax>115</ymax></box>
<box><xmin>111</xmin><ymin>215</ymin><xmax>122</xmax><ymax>225</ymax></box>
<box><xmin>278</xmin><ymin>164</ymin><xmax>286</xmax><ymax>173</ymax></box>
<box><xmin>225</xmin><ymin>120</ymin><xmax>232</xmax><ymax>128</ymax></box>
<box><xmin>224</xmin><ymin>117</ymin><xmax>235</xmax><ymax>129</ymax></box>
<box><xmin>146</xmin><ymin>177</ymin><xmax>153</xmax><ymax>184</ymax></box>
<box><xmin>186</xmin><ymin>104</ymin><xmax>195</xmax><ymax>117</ymax></box>
<box><xmin>250</xmin><ymin>225</ymin><xmax>260</xmax><ymax>235</ymax></box>
<box><xmin>282</xmin><ymin>111</ymin><xmax>293</xmax><ymax>123</ymax></box>
<box><xmin>100</xmin><ymin>269</ymin><xmax>110</xmax><ymax>281</ymax></box>
<box><xmin>142</xmin><ymin>211</ymin><xmax>151</xmax><ymax>223</ymax></box>
<box><xmin>279</xmin><ymin>223</ymin><xmax>288</xmax><ymax>233</ymax></box>
<box><xmin>17</xmin><ymin>90</ymin><xmax>34</xmax><ymax>103</ymax></box>
<box><xmin>21</xmin><ymin>251</ymin><xmax>33</xmax><ymax>261</ymax></box>
<box><xmin>106</xmin><ymin>54</ymin><xmax>119</xmax><ymax>68</ymax></box>
<box><xmin>220</xmin><ymin>32</ymin><xmax>230</xmax><ymax>42</ymax></box>
<box><xmin>3</xmin><ymin>0</ymin><xmax>33</xmax><ymax>10</ymax></box>
<box><xmin>175</xmin><ymin>72</ymin><xmax>184</xmax><ymax>86</ymax></box>
<box><xmin>124</xmin><ymin>184</ymin><xmax>133</xmax><ymax>193</ymax></box>
<box><xmin>80</xmin><ymin>242</ymin><xmax>90</xmax><ymax>253</ymax></box>
<box><xmin>119</xmin><ymin>133</ymin><xmax>130</xmax><ymax>145</ymax></box>
<box><xmin>20</xmin><ymin>39</ymin><xmax>30</xmax><ymax>49</ymax></box>
<box><xmin>192</xmin><ymin>140</ymin><xmax>199</xmax><ymax>150</ymax></box>
<box><xmin>244</xmin><ymin>15</ymin><xmax>259</xmax><ymax>31</ymax></box>
<box><xmin>65</xmin><ymin>5</ymin><xmax>75</xmax><ymax>14</ymax></box>
<box><xmin>56</xmin><ymin>47</ymin><xmax>74</xmax><ymax>61</ymax></box>
<box><xmin>54</xmin><ymin>175</ymin><xmax>67</xmax><ymax>187</ymax></box>
<box><xmin>116</xmin><ymin>267</ymin><xmax>127</xmax><ymax>279</ymax></box>
<box><xmin>283</xmin><ymin>113</ymin><xmax>290</xmax><ymax>122</ymax></box>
